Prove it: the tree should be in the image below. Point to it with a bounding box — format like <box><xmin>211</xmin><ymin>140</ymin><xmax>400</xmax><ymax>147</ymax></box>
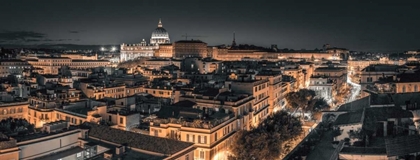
<box><xmin>285</xmin><ymin>90</ymin><xmax>331</xmax><ymax>121</ymax></box>
<box><xmin>230</xmin><ymin>111</ymin><xmax>302</xmax><ymax>160</ymax></box>
<box><xmin>285</xmin><ymin>89</ymin><xmax>316</xmax><ymax>113</ymax></box>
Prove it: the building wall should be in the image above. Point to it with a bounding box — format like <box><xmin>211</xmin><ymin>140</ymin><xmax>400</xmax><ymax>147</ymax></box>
<box><xmin>120</xmin><ymin>43</ymin><xmax>157</xmax><ymax>62</ymax></box>
<box><xmin>255</xmin><ymin>74</ymin><xmax>284</xmax><ymax>113</ymax></box>
<box><xmin>142</xmin><ymin>87</ymin><xmax>173</xmax><ymax>99</ymax></box>
<box><xmin>174</xmin><ymin>41</ymin><xmax>208</xmax><ymax>58</ymax></box>
<box><xmin>155</xmin><ymin>44</ymin><xmax>173</xmax><ymax>58</ymax></box>
<box><xmin>27</xmin><ymin>108</ymin><xmax>54</xmax><ymax>128</ymax></box>
<box><xmin>339</xmin><ymin>153</ymin><xmax>387</xmax><ymax>160</ymax></box>
<box><xmin>150</xmin><ymin>116</ymin><xmax>239</xmax><ymax>160</ymax></box>
<box><xmin>0</xmin><ymin>147</ymin><xmax>19</xmax><ymax>160</ymax></box>
<box><xmin>0</xmin><ymin>102</ymin><xmax>28</xmax><ymax>121</ymax></box>
<box><xmin>0</xmin><ymin>60</ymin><xmax>31</xmax><ymax>77</ymax></box>
<box><xmin>18</xmin><ymin>130</ymin><xmax>80</xmax><ymax>159</ymax></box>
<box><xmin>395</xmin><ymin>82</ymin><xmax>420</xmax><ymax>93</ymax></box>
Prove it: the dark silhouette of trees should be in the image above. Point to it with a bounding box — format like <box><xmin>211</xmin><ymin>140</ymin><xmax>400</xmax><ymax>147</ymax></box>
<box><xmin>0</xmin><ymin>118</ymin><xmax>34</xmax><ymax>135</ymax></box>
<box><xmin>230</xmin><ymin>111</ymin><xmax>302</xmax><ymax>160</ymax></box>
<box><xmin>285</xmin><ymin>89</ymin><xmax>330</xmax><ymax>119</ymax></box>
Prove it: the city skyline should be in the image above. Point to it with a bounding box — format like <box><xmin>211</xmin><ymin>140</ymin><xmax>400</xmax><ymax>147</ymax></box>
<box><xmin>1</xmin><ymin>0</ymin><xmax>419</xmax><ymax>52</ymax></box>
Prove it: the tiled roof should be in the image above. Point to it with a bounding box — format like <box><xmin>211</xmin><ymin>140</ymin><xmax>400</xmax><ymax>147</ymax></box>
<box><xmin>81</xmin><ymin>122</ymin><xmax>194</xmax><ymax>155</ymax></box>
<box><xmin>366</xmin><ymin>107</ymin><xmax>413</xmax><ymax>122</ymax></box>
<box><xmin>385</xmin><ymin>135</ymin><xmax>420</xmax><ymax>157</ymax></box>
<box><xmin>334</xmin><ymin>110</ymin><xmax>364</xmax><ymax>126</ymax></box>
<box><xmin>337</xmin><ymin>95</ymin><xmax>370</xmax><ymax>112</ymax></box>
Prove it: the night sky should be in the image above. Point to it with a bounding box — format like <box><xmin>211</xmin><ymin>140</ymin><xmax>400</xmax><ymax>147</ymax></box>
<box><xmin>0</xmin><ymin>0</ymin><xmax>419</xmax><ymax>52</ymax></box>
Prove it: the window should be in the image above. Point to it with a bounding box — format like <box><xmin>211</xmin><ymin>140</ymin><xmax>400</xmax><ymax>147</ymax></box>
<box><xmin>77</xmin><ymin>152</ymin><xmax>82</xmax><ymax>157</ymax></box>
<box><xmin>415</xmin><ymin>85</ymin><xmax>418</xmax><ymax>92</ymax></box>
<box><xmin>215</xmin><ymin>132</ymin><xmax>218</xmax><ymax>141</ymax></box>
<box><xmin>200</xmin><ymin>150</ymin><xmax>204</xmax><ymax>159</ymax></box>
<box><xmin>185</xmin><ymin>155</ymin><xmax>189</xmax><ymax>160</ymax></box>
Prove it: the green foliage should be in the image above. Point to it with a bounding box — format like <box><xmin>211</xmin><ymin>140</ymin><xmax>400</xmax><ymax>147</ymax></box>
<box><xmin>285</xmin><ymin>89</ymin><xmax>330</xmax><ymax>114</ymax></box>
<box><xmin>285</xmin><ymin>89</ymin><xmax>316</xmax><ymax>110</ymax></box>
<box><xmin>230</xmin><ymin>111</ymin><xmax>302</xmax><ymax>160</ymax></box>
<box><xmin>0</xmin><ymin>118</ymin><xmax>34</xmax><ymax>135</ymax></box>
<box><xmin>348</xmin><ymin>129</ymin><xmax>365</xmax><ymax>140</ymax></box>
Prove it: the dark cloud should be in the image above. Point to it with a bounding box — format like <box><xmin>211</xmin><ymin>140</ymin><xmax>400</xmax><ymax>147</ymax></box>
<box><xmin>69</xmin><ymin>31</ymin><xmax>79</xmax><ymax>34</ymax></box>
<box><xmin>56</xmin><ymin>39</ymin><xmax>72</xmax><ymax>41</ymax></box>
<box><xmin>25</xmin><ymin>39</ymin><xmax>42</xmax><ymax>42</ymax></box>
<box><xmin>0</xmin><ymin>31</ymin><xmax>46</xmax><ymax>41</ymax></box>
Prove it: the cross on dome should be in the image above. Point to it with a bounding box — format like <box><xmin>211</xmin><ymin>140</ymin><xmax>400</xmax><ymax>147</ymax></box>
<box><xmin>158</xmin><ymin>18</ymin><xmax>162</xmax><ymax>28</ymax></box>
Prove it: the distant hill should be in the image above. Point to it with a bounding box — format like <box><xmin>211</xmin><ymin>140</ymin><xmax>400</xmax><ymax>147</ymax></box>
<box><xmin>0</xmin><ymin>44</ymin><xmax>118</xmax><ymax>50</ymax></box>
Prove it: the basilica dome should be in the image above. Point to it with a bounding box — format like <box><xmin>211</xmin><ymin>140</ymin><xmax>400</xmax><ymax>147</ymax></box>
<box><xmin>150</xmin><ymin>19</ymin><xmax>170</xmax><ymax>45</ymax></box>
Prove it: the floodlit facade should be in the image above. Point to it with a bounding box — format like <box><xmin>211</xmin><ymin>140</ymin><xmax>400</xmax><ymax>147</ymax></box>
<box><xmin>120</xmin><ymin>19</ymin><xmax>171</xmax><ymax>61</ymax></box>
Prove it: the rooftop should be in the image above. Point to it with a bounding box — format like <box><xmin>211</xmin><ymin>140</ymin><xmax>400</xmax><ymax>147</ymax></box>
<box><xmin>175</xmin><ymin>40</ymin><xmax>206</xmax><ymax>44</ymax></box>
<box><xmin>34</xmin><ymin>146</ymin><xmax>84</xmax><ymax>160</ymax></box>
<box><xmin>340</xmin><ymin>147</ymin><xmax>387</xmax><ymax>155</ymax></box>
<box><xmin>14</xmin><ymin>126</ymin><xmax>79</xmax><ymax>142</ymax></box>
<box><xmin>385</xmin><ymin>135</ymin><xmax>420</xmax><ymax>157</ymax></box>
<box><xmin>88</xmin><ymin>138</ymin><xmax>164</xmax><ymax>160</ymax></box>
<box><xmin>334</xmin><ymin>110</ymin><xmax>364</xmax><ymax>126</ymax></box>
<box><xmin>37</xmin><ymin>56</ymin><xmax>71</xmax><ymax>59</ymax></box>
<box><xmin>366</xmin><ymin>107</ymin><xmax>413</xmax><ymax>122</ymax></box>
<box><xmin>81</xmin><ymin>122</ymin><xmax>194</xmax><ymax>155</ymax></box>
<box><xmin>337</xmin><ymin>95</ymin><xmax>370</xmax><ymax>112</ymax></box>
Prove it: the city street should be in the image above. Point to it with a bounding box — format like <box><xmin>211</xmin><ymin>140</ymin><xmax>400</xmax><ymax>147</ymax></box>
<box><xmin>347</xmin><ymin>74</ymin><xmax>361</xmax><ymax>103</ymax></box>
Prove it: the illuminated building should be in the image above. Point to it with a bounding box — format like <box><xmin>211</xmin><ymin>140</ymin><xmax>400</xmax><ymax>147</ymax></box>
<box><xmin>226</xmin><ymin>77</ymin><xmax>270</xmax><ymax>127</ymax></box>
<box><xmin>181</xmin><ymin>57</ymin><xmax>222</xmax><ymax>74</ymax></box>
<box><xmin>120</xmin><ymin>19</ymin><xmax>171</xmax><ymax>61</ymax></box>
<box><xmin>27</xmin><ymin>56</ymin><xmax>109</xmax><ymax>75</ymax></box>
<box><xmin>154</xmin><ymin>43</ymin><xmax>174</xmax><ymax>58</ymax></box>
<box><xmin>0</xmin><ymin>102</ymin><xmax>28</xmax><ymax>121</ymax></box>
<box><xmin>150</xmin><ymin>19</ymin><xmax>170</xmax><ymax>45</ymax></box>
<box><xmin>309</xmin><ymin>65</ymin><xmax>347</xmax><ymax>103</ymax></box>
<box><xmin>140</xmin><ymin>58</ymin><xmax>181</xmax><ymax>70</ymax></box>
<box><xmin>174</xmin><ymin>40</ymin><xmax>208</xmax><ymax>58</ymax></box>
<box><xmin>150</xmin><ymin>87</ymin><xmax>254</xmax><ymax>160</ymax></box>
<box><xmin>0</xmin><ymin>121</ymin><xmax>194</xmax><ymax>160</ymax></box>
<box><xmin>0</xmin><ymin>60</ymin><xmax>31</xmax><ymax>77</ymax></box>
<box><xmin>255</xmin><ymin>70</ymin><xmax>287</xmax><ymax>112</ymax></box>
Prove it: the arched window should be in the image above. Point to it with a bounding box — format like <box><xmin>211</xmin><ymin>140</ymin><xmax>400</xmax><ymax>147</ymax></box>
<box><xmin>402</xmin><ymin>85</ymin><xmax>406</xmax><ymax>93</ymax></box>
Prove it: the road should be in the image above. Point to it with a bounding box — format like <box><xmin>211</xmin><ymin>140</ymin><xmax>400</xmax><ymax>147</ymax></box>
<box><xmin>346</xmin><ymin>74</ymin><xmax>361</xmax><ymax>103</ymax></box>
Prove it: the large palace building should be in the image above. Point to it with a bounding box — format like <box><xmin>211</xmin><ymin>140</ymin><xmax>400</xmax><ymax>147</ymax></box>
<box><xmin>120</xmin><ymin>19</ymin><xmax>171</xmax><ymax>62</ymax></box>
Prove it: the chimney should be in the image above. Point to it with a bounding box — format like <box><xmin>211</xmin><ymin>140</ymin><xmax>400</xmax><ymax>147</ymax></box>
<box><xmin>115</xmin><ymin>146</ymin><xmax>125</xmax><ymax>155</ymax></box>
